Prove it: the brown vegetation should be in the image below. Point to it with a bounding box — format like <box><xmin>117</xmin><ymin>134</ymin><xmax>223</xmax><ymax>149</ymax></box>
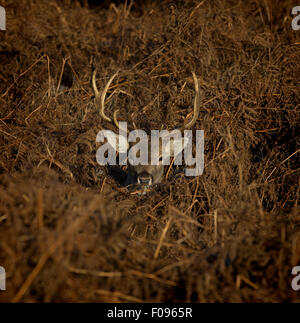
<box><xmin>0</xmin><ymin>0</ymin><xmax>299</xmax><ymax>302</ymax></box>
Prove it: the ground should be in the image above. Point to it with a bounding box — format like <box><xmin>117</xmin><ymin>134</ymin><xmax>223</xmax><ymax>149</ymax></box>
<box><xmin>0</xmin><ymin>0</ymin><xmax>299</xmax><ymax>302</ymax></box>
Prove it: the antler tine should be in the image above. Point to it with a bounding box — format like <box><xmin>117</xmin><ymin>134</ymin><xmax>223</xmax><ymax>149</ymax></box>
<box><xmin>91</xmin><ymin>65</ymin><xmax>118</xmax><ymax>123</ymax></box>
<box><xmin>100</xmin><ymin>72</ymin><xmax>119</xmax><ymax>122</ymax></box>
<box><xmin>113</xmin><ymin>109</ymin><xmax>120</xmax><ymax>128</ymax></box>
<box><xmin>182</xmin><ymin>71</ymin><xmax>200</xmax><ymax>130</ymax></box>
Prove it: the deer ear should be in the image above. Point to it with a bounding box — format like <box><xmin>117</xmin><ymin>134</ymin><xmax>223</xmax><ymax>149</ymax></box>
<box><xmin>106</xmin><ymin>132</ymin><xmax>129</xmax><ymax>152</ymax></box>
<box><xmin>165</xmin><ymin>137</ymin><xmax>190</xmax><ymax>157</ymax></box>
<box><xmin>117</xmin><ymin>133</ymin><xmax>129</xmax><ymax>153</ymax></box>
<box><xmin>182</xmin><ymin>137</ymin><xmax>190</xmax><ymax>149</ymax></box>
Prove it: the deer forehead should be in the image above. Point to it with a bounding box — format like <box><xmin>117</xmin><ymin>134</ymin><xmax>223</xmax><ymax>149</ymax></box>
<box><xmin>105</xmin><ymin>132</ymin><xmax>189</xmax><ymax>153</ymax></box>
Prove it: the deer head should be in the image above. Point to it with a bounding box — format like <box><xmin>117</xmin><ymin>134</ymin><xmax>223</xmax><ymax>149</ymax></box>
<box><xmin>92</xmin><ymin>65</ymin><xmax>200</xmax><ymax>190</ymax></box>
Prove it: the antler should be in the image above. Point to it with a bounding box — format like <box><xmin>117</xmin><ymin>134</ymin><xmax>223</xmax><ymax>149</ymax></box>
<box><xmin>91</xmin><ymin>62</ymin><xmax>200</xmax><ymax>132</ymax></box>
<box><xmin>179</xmin><ymin>71</ymin><xmax>200</xmax><ymax>130</ymax></box>
<box><xmin>91</xmin><ymin>63</ymin><xmax>121</xmax><ymax>129</ymax></box>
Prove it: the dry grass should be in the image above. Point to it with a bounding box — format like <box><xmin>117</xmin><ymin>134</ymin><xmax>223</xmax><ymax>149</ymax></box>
<box><xmin>0</xmin><ymin>0</ymin><xmax>299</xmax><ymax>302</ymax></box>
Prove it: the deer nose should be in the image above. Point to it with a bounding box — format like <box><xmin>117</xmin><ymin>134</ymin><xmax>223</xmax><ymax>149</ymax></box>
<box><xmin>137</xmin><ymin>173</ymin><xmax>153</xmax><ymax>186</ymax></box>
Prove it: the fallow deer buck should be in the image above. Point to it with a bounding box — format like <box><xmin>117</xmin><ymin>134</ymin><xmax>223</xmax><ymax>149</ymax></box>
<box><xmin>92</xmin><ymin>66</ymin><xmax>200</xmax><ymax>192</ymax></box>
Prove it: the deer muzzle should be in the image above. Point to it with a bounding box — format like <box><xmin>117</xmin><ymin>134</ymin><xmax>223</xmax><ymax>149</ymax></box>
<box><xmin>137</xmin><ymin>172</ymin><xmax>153</xmax><ymax>186</ymax></box>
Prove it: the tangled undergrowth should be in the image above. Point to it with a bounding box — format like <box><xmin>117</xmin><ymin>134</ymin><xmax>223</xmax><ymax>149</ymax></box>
<box><xmin>0</xmin><ymin>0</ymin><xmax>299</xmax><ymax>302</ymax></box>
